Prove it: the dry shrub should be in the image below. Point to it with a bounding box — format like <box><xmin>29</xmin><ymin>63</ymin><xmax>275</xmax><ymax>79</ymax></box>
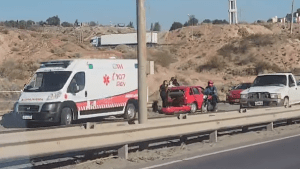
<box><xmin>196</xmin><ymin>55</ymin><xmax>226</xmax><ymax>72</ymax></box>
<box><xmin>0</xmin><ymin>59</ymin><xmax>31</xmax><ymax>80</ymax></box>
<box><xmin>254</xmin><ymin>61</ymin><xmax>282</xmax><ymax>74</ymax></box>
<box><xmin>115</xmin><ymin>45</ymin><xmax>133</xmax><ymax>53</ymax></box>
<box><xmin>245</xmin><ymin>34</ymin><xmax>274</xmax><ymax>46</ymax></box>
<box><xmin>148</xmin><ymin>49</ymin><xmax>177</xmax><ymax>67</ymax></box>
<box><xmin>60</xmin><ymin>36</ymin><xmax>69</xmax><ymax>41</ymax></box>
<box><xmin>11</xmin><ymin>47</ymin><xmax>20</xmax><ymax>52</ymax></box>
<box><xmin>218</xmin><ymin>41</ymin><xmax>249</xmax><ymax>59</ymax></box>
<box><xmin>0</xmin><ymin>29</ymin><xmax>9</xmax><ymax>34</ymax></box>
<box><xmin>0</xmin><ymin>78</ymin><xmax>21</xmax><ymax>105</ymax></box>
<box><xmin>123</xmin><ymin>51</ymin><xmax>137</xmax><ymax>59</ymax></box>
<box><xmin>51</xmin><ymin>47</ymin><xmax>66</xmax><ymax>57</ymax></box>
<box><xmin>237</xmin><ymin>28</ymin><xmax>250</xmax><ymax>37</ymax></box>
<box><xmin>27</xmin><ymin>26</ymin><xmax>42</xmax><ymax>32</ymax></box>
<box><xmin>30</xmin><ymin>33</ymin><xmax>37</xmax><ymax>37</ymax></box>
<box><xmin>237</xmin><ymin>54</ymin><xmax>256</xmax><ymax>65</ymax></box>
<box><xmin>79</xmin><ymin>43</ymin><xmax>87</xmax><ymax>49</ymax></box>
<box><xmin>62</xmin><ymin>43</ymin><xmax>74</xmax><ymax>52</ymax></box>
<box><xmin>42</xmin><ymin>33</ymin><xmax>53</xmax><ymax>39</ymax></box>
<box><xmin>18</xmin><ymin>34</ymin><xmax>27</xmax><ymax>40</ymax></box>
<box><xmin>262</xmin><ymin>24</ymin><xmax>273</xmax><ymax>30</ymax></box>
<box><xmin>73</xmin><ymin>53</ymin><xmax>82</xmax><ymax>58</ymax></box>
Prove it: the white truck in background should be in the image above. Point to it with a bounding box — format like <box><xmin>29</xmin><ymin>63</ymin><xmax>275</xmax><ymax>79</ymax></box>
<box><xmin>240</xmin><ymin>73</ymin><xmax>300</xmax><ymax>110</ymax></box>
<box><xmin>90</xmin><ymin>32</ymin><xmax>158</xmax><ymax>47</ymax></box>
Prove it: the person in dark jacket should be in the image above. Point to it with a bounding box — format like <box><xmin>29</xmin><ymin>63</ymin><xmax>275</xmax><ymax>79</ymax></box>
<box><xmin>173</xmin><ymin>79</ymin><xmax>180</xmax><ymax>86</ymax></box>
<box><xmin>159</xmin><ymin>80</ymin><xmax>169</xmax><ymax>108</ymax></box>
<box><xmin>204</xmin><ymin>80</ymin><xmax>218</xmax><ymax>111</ymax></box>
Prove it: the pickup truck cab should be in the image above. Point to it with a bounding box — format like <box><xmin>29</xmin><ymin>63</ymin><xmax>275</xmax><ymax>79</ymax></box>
<box><xmin>240</xmin><ymin>73</ymin><xmax>300</xmax><ymax>108</ymax></box>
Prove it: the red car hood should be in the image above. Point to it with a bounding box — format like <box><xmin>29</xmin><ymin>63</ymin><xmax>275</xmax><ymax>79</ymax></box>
<box><xmin>230</xmin><ymin>89</ymin><xmax>243</xmax><ymax>96</ymax></box>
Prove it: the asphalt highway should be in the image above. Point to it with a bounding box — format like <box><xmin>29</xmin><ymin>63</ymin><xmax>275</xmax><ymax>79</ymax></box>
<box><xmin>155</xmin><ymin>134</ymin><xmax>300</xmax><ymax>169</ymax></box>
<box><xmin>0</xmin><ymin>103</ymin><xmax>240</xmax><ymax>131</ymax></box>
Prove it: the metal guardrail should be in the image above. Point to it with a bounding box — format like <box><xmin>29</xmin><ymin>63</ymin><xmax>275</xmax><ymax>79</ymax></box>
<box><xmin>0</xmin><ymin>106</ymin><xmax>300</xmax><ymax>161</ymax></box>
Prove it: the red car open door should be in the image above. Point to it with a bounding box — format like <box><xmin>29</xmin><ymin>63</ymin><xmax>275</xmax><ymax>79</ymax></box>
<box><xmin>192</xmin><ymin>87</ymin><xmax>203</xmax><ymax>109</ymax></box>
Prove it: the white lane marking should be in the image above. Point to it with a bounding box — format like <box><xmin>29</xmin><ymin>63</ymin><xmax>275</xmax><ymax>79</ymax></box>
<box><xmin>141</xmin><ymin>160</ymin><xmax>182</xmax><ymax>169</ymax></box>
<box><xmin>141</xmin><ymin>133</ymin><xmax>300</xmax><ymax>169</ymax></box>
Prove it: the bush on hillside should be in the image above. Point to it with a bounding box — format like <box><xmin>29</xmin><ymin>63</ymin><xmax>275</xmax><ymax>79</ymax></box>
<box><xmin>196</xmin><ymin>55</ymin><xmax>226</xmax><ymax>72</ymax></box>
<box><xmin>170</xmin><ymin>22</ymin><xmax>183</xmax><ymax>31</ymax></box>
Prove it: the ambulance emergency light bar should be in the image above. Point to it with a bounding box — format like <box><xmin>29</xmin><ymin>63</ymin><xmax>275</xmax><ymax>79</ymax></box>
<box><xmin>40</xmin><ymin>60</ymin><xmax>72</xmax><ymax>68</ymax></box>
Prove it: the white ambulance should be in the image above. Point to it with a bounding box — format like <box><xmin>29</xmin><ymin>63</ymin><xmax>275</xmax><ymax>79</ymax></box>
<box><xmin>14</xmin><ymin>59</ymin><xmax>138</xmax><ymax>125</ymax></box>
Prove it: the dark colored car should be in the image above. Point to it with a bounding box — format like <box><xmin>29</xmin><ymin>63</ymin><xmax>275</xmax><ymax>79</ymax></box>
<box><xmin>226</xmin><ymin>83</ymin><xmax>252</xmax><ymax>104</ymax></box>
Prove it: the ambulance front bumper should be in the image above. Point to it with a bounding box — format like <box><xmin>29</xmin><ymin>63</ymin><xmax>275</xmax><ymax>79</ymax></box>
<box><xmin>15</xmin><ymin>102</ymin><xmax>61</xmax><ymax>123</ymax></box>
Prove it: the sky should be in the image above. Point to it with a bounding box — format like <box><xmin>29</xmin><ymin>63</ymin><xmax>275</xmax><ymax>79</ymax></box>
<box><xmin>0</xmin><ymin>0</ymin><xmax>297</xmax><ymax>30</ymax></box>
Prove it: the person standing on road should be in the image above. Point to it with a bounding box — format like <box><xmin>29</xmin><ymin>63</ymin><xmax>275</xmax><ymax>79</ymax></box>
<box><xmin>160</xmin><ymin>80</ymin><xmax>169</xmax><ymax>108</ymax></box>
<box><xmin>169</xmin><ymin>77</ymin><xmax>175</xmax><ymax>87</ymax></box>
<box><xmin>204</xmin><ymin>80</ymin><xmax>218</xmax><ymax>111</ymax></box>
<box><xmin>173</xmin><ymin>79</ymin><xmax>180</xmax><ymax>86</ymax></box>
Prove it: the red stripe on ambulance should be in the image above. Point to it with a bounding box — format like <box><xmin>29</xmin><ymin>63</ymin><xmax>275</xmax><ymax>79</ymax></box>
<box><xmin>76</xmin><ymin>90</ymin><xmax>138</xmax><ymax>111</ymax></box>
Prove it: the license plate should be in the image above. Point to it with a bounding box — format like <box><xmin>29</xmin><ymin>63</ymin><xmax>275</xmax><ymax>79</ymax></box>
<box><xmin>255</xmin><ymin>101</ymin><xmax>263</xmax><ymax>106</ymax></box>
<box><xmin>235</xmin><ymin>99</ymin><xmax>240</xmax><ymax>102</ymax></box>
<box><xmin>22</xmin><ymin>115</ymin><xmax>32</xmax><ymax>120</ymax></box>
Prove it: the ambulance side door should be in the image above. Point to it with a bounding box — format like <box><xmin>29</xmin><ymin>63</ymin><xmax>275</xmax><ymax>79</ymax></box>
<box><xmin>67</xmin><ymin>72</ymin><xmax>87</xmax><ymax>103</ymax></box>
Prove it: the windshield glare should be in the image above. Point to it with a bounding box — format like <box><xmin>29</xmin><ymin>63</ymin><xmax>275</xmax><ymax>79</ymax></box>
<box><xmin>252</xmin><ymin>75</ymin><xmax>287</xmax><ymax>87</ymax></box>
<box><xmin>24</xmin><ymin>71</ymin><xmax>72</xmax><ymax>92</ymax></box>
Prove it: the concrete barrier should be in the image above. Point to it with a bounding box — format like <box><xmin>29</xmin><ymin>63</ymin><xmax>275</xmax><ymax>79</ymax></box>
<box><xmin>0</xmin><ymin>106</ymin><xmax>300</xmax><ymax>161</ymax></box>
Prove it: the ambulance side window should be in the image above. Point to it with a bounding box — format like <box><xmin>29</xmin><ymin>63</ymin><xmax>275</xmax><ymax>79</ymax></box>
<box><xmin>67</xmin><ymin>72</ymin><xmax>85</xmax><ymax>93</ymax></box>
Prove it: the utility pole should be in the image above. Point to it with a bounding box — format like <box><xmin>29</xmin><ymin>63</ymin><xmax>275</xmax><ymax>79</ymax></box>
<box><xmin>188</xmin><ymin>14</ymin><xmax>193</xmax><ymax>40</ymax></box>
<box><xmin>291</xmin><ymin>0</ymin><xmax>295</xmax><ymax>34</ymax></box>
<box><xmin>137</xmin><ymin>0</ymin><xmax>147</xmax><ymax>124</ymax></box>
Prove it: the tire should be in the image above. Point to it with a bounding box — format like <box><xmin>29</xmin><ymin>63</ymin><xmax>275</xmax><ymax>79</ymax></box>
<box><xmin>284</xmin><ymin>97</ymin><xmax>289</xmax><ymax>108</ymax></box>
<box><xmin>61</xmin><ymin>107</ymin><xmax>73</xmax><ymax>125</ymax></box>
<box><xmin>229</xmin><ymin>102</ymin><xmax>234</xmax><ymax>105</ymax></box>
<box><xmin>190</xmin><ymin>103</ymin><xmax>197</xmax><ymax>114</ymax></box>
<box><xmin>124</xmin><ymin>103</ymin><xmax>136</xmax><ymax>120</ymax></box>
<box><xmin>201</xmin><ymin>102</ymin><xmax>207</xmax><ymax>113</ymax></box>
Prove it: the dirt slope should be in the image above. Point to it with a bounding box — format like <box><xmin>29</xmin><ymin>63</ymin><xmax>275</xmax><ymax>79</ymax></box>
<box><xmin>0</xmin><ymin>23</ymin><xmax>299</xmax><ymax>104</ymax></box>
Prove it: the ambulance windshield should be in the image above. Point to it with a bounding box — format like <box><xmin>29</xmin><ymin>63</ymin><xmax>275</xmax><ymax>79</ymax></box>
<box><xmin>24</xmin><ymin>71</ymin><xmax>72</xmax><ymax>92</ymax></box>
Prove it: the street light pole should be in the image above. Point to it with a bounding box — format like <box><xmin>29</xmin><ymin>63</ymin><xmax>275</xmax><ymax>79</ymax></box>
<box><xmin>136</xmin><ymin>0</ymin><xmax>147</xmax><ymax>124</ymax></box>
<box><xmin>291</xmin><ymin>0</ymin><xmax>295</xmax><ymax>34</ymax></box>
<box><xmin>188</xmin><ymin>14</ymin><xmax>193</xmax><ymax>40</ymax></box>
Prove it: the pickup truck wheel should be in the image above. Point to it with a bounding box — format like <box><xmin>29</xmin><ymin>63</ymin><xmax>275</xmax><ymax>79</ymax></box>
<box><xmin>284</xmin><ymin>97</ymin><xmax>289</xmax><ymax>108</ymax></box>
<box><xmin>124</xmin><ymin>103</ymin><xmax>136</xmax><ymax>120</ymax></box>
<box><xmin>61</xmin><ymin>107</ymin><xmax>72</xmax><ymax>126</ymax></box>
<box><xmin>190</xmin><ymin>103</ymin><xmax>197</xmax><ymax>114</ymax></box>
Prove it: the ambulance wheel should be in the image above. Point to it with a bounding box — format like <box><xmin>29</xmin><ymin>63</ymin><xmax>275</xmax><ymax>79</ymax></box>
<box><xmin>61</xmin><ymin>107</ymin><xmax>72</xmax><ymax>126</ymax></box>
<box><xmin>124</xmin><ymin>103</ymin><xmax>136</xmax><ymax>120</ymax></box>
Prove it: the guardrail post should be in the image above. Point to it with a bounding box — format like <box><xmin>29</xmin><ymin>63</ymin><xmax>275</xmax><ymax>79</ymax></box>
<box><xmin>139</xmin><ymin>142</ymin><xmax>149</xmax><ymax>151</ymax></box>
<box><xmin>118</xmin><ymin>144</ymin><xmax>128</xmax><ymax>159</ymax></box>
<box><xmin>287</xmin><ymin>119</ymin><xmax>293</xmax><ymax>125</ymax></box>
<box><xmin>209</xmin><ymin>130</ymin><xmax>217</xmax><ymax>143</ymax></box>
<box><xmin>180</xmin><ymin>136</ymin><xmax>188</xmax><ymax>145</ymax></box>
<box><xmin>242</xmin><ymin>126</ymin><xmax>248</xmax><ymax>132</ymax></box>
<box><xmin>266</xmin><ymin>122</ymin><xmax>273</xmax><ymax>131</ymax></box>
<box><xmin>86</xmin><ymin>122</ymin><xmax>95</xmax><ymax>129</ymax></box>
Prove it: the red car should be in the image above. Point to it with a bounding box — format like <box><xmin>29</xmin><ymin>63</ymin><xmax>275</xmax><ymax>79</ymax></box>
<box><xmin>161</xmin><ymin>86</ymin><xmax>205</xmax><ymax>114</ymax></box>
<box><xmin>226</xmin><ymin>83</ymin><xmax>252</xmax><ymax>105</ymax></box>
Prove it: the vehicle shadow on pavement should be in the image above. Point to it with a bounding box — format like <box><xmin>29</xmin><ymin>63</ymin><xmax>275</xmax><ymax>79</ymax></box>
<box><xmin>0</xmin><ymin>147</ymin><xmax>120</xmax><ymax>169</ymax></box>
<box><xmin>1</xmin><ymin>112</ymin><xmax>28</xmax><ymax>128</ymax></box>
<box><xmin>0</xmin><ymin>112</ymin><xmax>122</xmax><ymax>129</ymax></box>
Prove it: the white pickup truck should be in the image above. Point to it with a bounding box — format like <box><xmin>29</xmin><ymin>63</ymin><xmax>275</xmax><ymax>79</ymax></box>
<box><xmin>240</xmin><ymin>73</ymin><xmax>300</xmax><ymax>109</ymax></box>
